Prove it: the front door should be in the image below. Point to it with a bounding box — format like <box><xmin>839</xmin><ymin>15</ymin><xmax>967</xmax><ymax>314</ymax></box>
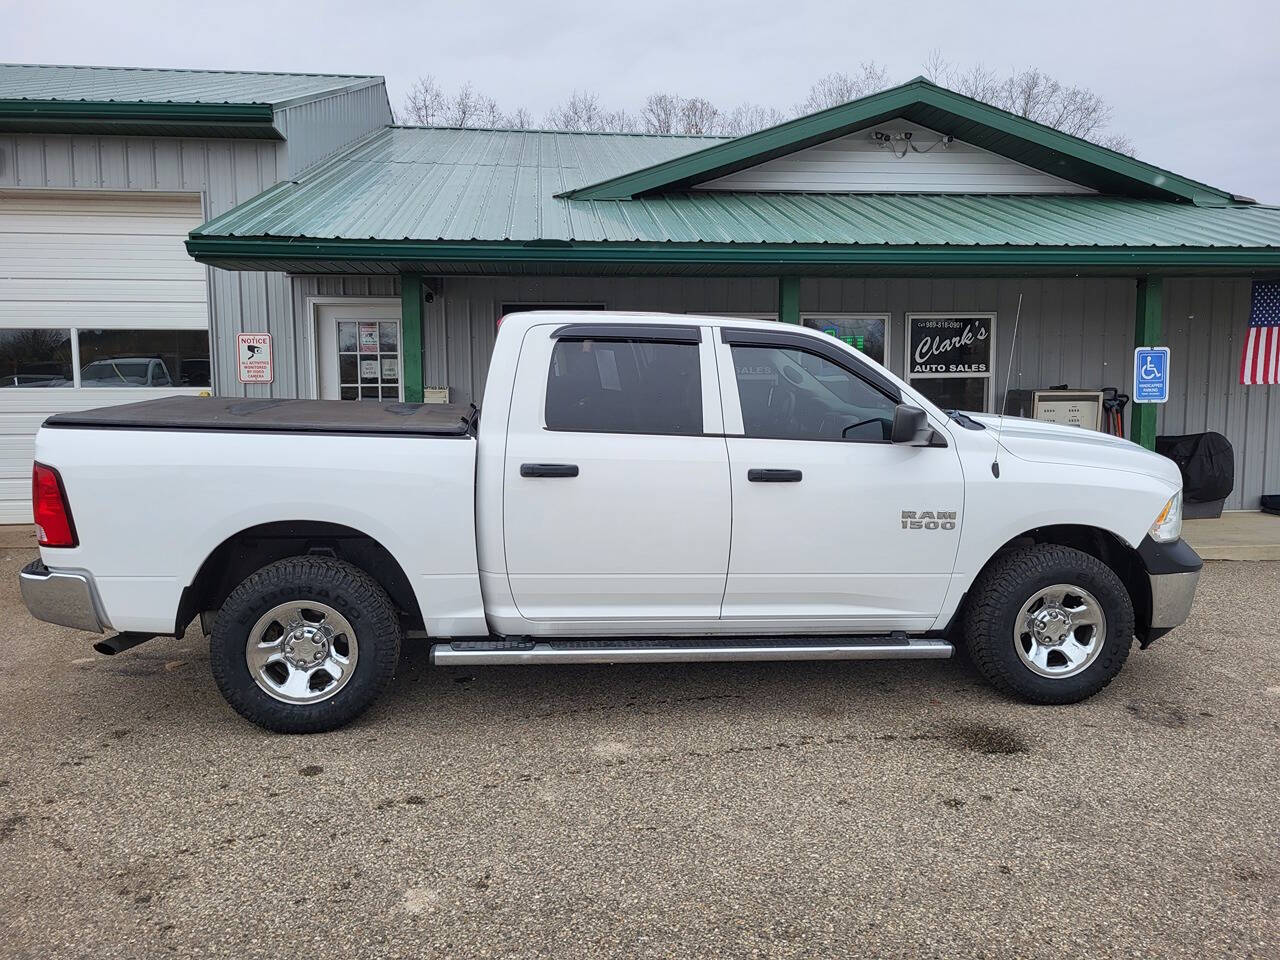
<box><xmin>501</xmin><ymin>322</ymin><xmax>731</xmax><ymax>622</ymax></box>
<box><xmin>716</xmin><ymin>328</ymin><xmax>964</xmax><ymax>631</ymax></box>
<box><xmin>315</xmin><ymin>302</ymin><xmax>402</xmax><ymax>401</ymax></box>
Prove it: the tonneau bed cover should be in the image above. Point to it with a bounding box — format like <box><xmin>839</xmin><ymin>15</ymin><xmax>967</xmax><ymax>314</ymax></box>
<box><xmin>45</xmin><ymin>396</ymin><xmax>477</xmax><ymax>437</ymax></box>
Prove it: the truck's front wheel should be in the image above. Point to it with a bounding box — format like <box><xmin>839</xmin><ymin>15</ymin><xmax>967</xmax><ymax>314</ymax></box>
<box><xmin>210</xmin><ymin>557</ymin><xmax>401</xmax><ymax>733</ymax></box>
<box><xmin>964</xmin><ymin>544</ymin><xmax>1134</xmax><ymax>704</ymax></box>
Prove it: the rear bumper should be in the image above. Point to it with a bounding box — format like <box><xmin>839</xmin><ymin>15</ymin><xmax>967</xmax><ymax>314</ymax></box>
<box><xmin>19</xmin><ymin>559</ymin><xmax>106</xmax><ymax>633</ymax></box>
<box><xmin>1137</xmin><ymin>536</ymin><xmax>1203</xmax><ymax>634</ymax></box>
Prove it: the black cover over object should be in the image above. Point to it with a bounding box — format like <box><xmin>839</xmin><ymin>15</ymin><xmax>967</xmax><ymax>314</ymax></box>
<box><xmin>1155</xmin><ymin>432</ymin><xmax>1235</xmax><ymax>503</ymax></box>
<box><xmin>1261</xmin><ymin>494</ymin><xmax>1280</xmax><ymax>516</ymax></box>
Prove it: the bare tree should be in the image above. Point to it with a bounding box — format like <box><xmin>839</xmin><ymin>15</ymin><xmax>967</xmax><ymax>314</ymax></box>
<box><xmin>503</xmin><ymin>106</ymin><xmax>534</xmax><ymax>130</ymax></box>
<box><xmin>642</xmin><ymin>93</ymin><xmax>726</xmax><ymax>135</ymax></box>
<box><xmin>438</xmin><ymin>83</ymin><xmax>505</xmax><ymax>128</ymax></box>
<box><xmin>641</xmin><ymin>93</ymin><xmax>682</xmax><ymax>134</ymax></box>
<box><xmin>545</xmin><ymin>91</ymin><xmax>637</xmax><ymax>133</ymax></box>
<box><xmin>397</xmin><ymin>58</ymin><xmax>1130</xmax><ymax>150</ymax></box>
<box><xmin>798</xmin><ymin>63</ymin><xmax>889</xmax><ymax>113</ymax></box>
<box><xmin>399</xmin><ymin>75</ymin><xmax>445</xmax><ymax>125</ymax></box>
<box><xmin>923</xmin><ymin>51</ymin><xmax>1133</xmax><ymax>153</ymax></box>
<box><xmin>720</xmin><ymin>102</ymin><xmax>790</xmax><ymax>136</ymax></box>
<box><xmin>679</xmin><ymin>97</ymin><xmax>720</xmax><ymax>135</ymax></box>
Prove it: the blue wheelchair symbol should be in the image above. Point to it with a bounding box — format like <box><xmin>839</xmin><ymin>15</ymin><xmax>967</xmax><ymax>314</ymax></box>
<box><xmin>1133</xmin><ymin>348</ymin><xmax>1169</xmax><ymax>403</ymax></box>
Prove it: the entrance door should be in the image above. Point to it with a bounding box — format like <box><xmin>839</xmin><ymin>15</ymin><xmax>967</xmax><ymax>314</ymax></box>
<box><xmin>501</xmin><ymin>321</ymin><xmax>731</xmax><ymax>622</ymax></box>
<box><xmin>716</xmin><ymin>327</ymin><xmax>964</xmax><ymax>631</ymax></box>
<box><xmin>315</xmin><ymin>302</ymin><xmax>402</xmax><ymax>401</ymax></box>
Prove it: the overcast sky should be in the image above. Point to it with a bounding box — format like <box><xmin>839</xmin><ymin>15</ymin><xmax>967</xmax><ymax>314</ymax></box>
<box><xmin>9</xmin><ymin>0</ymin><xmax>1280</xmax><ymax>202</ymax></box>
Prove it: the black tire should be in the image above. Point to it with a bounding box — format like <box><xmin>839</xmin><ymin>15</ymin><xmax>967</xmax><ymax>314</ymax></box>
<box><xmin>210</xmin><ymin>557</ymin><xmax>401</xmax><ymax>733</ymax></box>
<box><xmin>963</xmin><ymin>544</ymin><xmax>1134</xmax><ymax>705</ymax></box>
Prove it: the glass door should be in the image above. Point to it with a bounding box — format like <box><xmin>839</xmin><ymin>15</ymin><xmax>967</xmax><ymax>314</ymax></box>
<box><xmin>315</xmin><ymin>303</ymin><xmax>403</xmax><ymax>401</ymax></box>
<box><xmin>336</xmin><ymin>319</ymin><xmax>401</xmax><ymax>401</ymax></box>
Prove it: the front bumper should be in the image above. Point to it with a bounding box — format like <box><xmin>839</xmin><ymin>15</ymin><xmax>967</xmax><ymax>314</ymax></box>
<box><xmin>19</xmin><ymin>559</ymin><xmax>106</xmax><ymax>633</ymax></box>
<box><xmin>1137</xmin><ymin>536</ymin><xmax>1203</xmax><ymax>636</ymax></box>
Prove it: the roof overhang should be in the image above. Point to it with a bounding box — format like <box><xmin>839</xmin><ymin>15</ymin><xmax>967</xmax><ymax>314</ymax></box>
<box><xmin>186</xmin><ymin>235</ymin><xmax>1280</xmax><ymax>278</ymax></box>
<box><xmin>0</xmin><ymin>98</ymin><xmax>282</xmax><ymax>138</ymax></box>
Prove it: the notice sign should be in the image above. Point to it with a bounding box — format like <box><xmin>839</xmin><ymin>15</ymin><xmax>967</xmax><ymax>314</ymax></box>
<box><xmin>358</xmin><ymin>323</ymin><xmax>379</xmax><ymax>353</ymax></box>
<box><xmin>236</xmin><ymin>333</ymin><xmax>273</xmax><ymax>384</ymax></box>
<box><xmin>909</xmin><ymin>316</ymin><xmax>993</xmax><ymax>375</ymax></box>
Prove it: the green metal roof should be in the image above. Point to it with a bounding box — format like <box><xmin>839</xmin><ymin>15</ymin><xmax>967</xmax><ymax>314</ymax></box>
<box><xmin>563</xmin><ymin>78</ymin><xmax>1243</xmax><ymax>207</ymax></box>
<box><xmin>0</xmin><ymin>62</ymin><xmax>383</xmax><ymax>137</ymax></box>
<box><xmin>188</xmin><ymin>125</ymin><xmax>1280</xmax><ymax>274</ymax></box>
<box><xmin>0</xmin><ymin>63</ymin><xmax>381</xmax><ymax>106</ymax></box>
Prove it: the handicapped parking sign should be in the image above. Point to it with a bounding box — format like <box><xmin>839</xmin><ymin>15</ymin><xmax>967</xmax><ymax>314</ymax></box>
<box><xmin>1133</xmin><ymin>346</ymin><xmax>1170</xmax><ymax>403</ymax></box>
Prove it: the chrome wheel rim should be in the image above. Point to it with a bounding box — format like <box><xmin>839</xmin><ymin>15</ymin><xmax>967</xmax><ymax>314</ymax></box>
<box><xmin>246</xmin><ymin>601</ymin><xmax>358</xmax><ymax>705</ymax></box>
<box><xmin>1014</xmin><ymin>583</ymin><xmax>1106</xmax><ymax>679</ymax></box>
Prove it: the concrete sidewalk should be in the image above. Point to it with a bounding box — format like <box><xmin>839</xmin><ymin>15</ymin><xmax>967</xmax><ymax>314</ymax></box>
<box><xmin>1184</xmin><ymin>511</ymin><xmax>1280</xmax><ymax>561</ymax></box>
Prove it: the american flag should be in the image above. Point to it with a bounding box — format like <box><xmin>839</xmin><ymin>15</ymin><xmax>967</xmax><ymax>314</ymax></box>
<box><xmin>1241</xmin><ymin>281</ymin><xmax>1280</xmax><ymax>385</ymax></box>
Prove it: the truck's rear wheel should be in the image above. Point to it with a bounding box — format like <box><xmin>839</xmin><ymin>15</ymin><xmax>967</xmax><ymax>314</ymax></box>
<box><xmin>210</xmin><ymin>557</ymin><xmax>401</xmax><ymax>733</ymax></box>
<box><xmin>964</xmin><ymin>544</ymin><xmax>1134</xmax><ymax>705</ymax></box>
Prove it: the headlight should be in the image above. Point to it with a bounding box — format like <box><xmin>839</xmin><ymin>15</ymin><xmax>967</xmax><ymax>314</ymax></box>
<box><xmin>1149</xmin><ymin>491</ymin><xmax>1183</xmax><ymax>543</ymax></box>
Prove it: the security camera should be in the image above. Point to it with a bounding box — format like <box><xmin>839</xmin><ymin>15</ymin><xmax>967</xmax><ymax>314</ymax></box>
<box><xmin>902</xmin><ymin>131</ymin><xmax>912</xmax><ymax>140</ymax></box>
<box><xmin>246</xmin><ymin>344</ymin><xmax>263</xmax><ymax>356</ymax></box>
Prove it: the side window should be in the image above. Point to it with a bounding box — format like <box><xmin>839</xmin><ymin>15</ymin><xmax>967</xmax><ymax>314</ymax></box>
<box><xmin>545</xmin><ymin>338</ymin><xmax>702</xmax><ymax>435</ymax></box>
<box><xmin>731</xmin><ymin>344</ymin><xmax>898</xmax><ymax>442</ymax></box>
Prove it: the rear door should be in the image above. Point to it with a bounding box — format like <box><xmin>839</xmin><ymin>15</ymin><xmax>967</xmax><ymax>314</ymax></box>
<box><xmin>716</xmin><ymin>327</ymin><xmax>964</xmax><ymax>631</ymax></box>
<box><xmin>502</xmin><ymin>322</ymin><xmax>731</xmax><ymax>621</ymax></box>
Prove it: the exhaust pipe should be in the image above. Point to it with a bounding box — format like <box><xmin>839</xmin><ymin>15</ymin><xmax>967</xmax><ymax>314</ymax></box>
<box><xmin>93</xmin><ymin>632</ymin><xmax>156</xmax><ymax>656</ymax></box>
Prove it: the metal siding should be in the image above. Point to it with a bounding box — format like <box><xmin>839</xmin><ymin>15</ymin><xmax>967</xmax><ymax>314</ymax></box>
<box><xmin>1159</xmin><ymin>278</ymin><xmax>1275</xmax><ymax>509</ymax></box>
<box><xmin>0</xmin><ymin>70</ymin><xmax>389</xmax><ymax>400</ymax></box>
<box><xmin>273</xmin><ymin>83</ymin><xmax>393</xmax><ymax>177</ymax></box>
<box><xmin>375</xmin><ymin>273</ymin><xmax>1271</xmax><ymax>507</ymax></box>
<box><xmin>288</xmin><ymin>275</ymin><xmax>400</xmax><ymax>398</ymax></box>
<box><xmin>697</xmin><ymin>121</ymin><xmax>1096</xmax><ymax>194</ymax></box>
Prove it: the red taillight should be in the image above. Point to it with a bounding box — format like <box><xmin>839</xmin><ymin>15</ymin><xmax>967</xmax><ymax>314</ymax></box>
<box><xmin>32</xmin><ymin>462</ymin><xmax>77</xmax><ymax>548</ymax></box>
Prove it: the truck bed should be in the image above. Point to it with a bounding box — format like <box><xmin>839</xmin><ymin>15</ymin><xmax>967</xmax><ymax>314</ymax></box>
<box><xmin>44</xmin><ymin>396</ymin><xmax>477</xmax><ymax>437</ymax></box>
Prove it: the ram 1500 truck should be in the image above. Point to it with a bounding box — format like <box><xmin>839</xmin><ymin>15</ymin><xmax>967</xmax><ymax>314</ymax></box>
<box><xmin>19</xmin><ymin>312</ymin><xmax>1202</xmax><ymax>732</ymax></box>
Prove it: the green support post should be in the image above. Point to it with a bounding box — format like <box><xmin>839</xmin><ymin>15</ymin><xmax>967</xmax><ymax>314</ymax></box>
<box><xmin>400</xmin><ymin>274</ymin><xmax>425</xmax><ymax>403</ymax></box>
<box><xmin>1132</xmin><ymin>276</ymin><xmax>1163</xmax><ymax>450</ymax></box>
<box><xmin>778</xmin><ymin>276</ymin><xmax>800</xmax><ymax>325</ymax></box>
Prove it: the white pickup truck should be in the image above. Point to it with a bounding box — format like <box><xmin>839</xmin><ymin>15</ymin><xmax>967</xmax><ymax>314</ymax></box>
<box><xmin>20</xmin><ymin>312</ymin><xmax>1202</xmax><ymax>732</ymax></box>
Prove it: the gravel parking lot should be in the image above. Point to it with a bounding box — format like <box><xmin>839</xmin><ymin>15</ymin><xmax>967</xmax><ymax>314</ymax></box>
<box><xmin>0</xmin><ymin>548</ymin><xmax>1277</xmax><ymax>959</ymax></box>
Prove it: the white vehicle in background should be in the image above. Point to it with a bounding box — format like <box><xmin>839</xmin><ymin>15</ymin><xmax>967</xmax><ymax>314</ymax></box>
<box><xmin>19</xmin><ymin>312</ymin><xmax>1201</xmax><ymax>732</ymax></box>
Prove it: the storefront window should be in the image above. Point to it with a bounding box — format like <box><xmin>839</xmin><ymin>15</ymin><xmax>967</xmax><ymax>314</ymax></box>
<box><xmin>0</xmin><ymin>329</ymin><xmax>74</xmax><ymax>388</ymax></box>
<box><xmin>803</xmin><ymin>315</ymin><xmax>887</xmax><ymax>366</ymax></box>
<box><xmin>77</xmin><ymin>329</ymin><xmax>210</xmax><ymax>388</ymax></box>
<box><xmin>911</xmin><ymin>376</ymin><xmax>989</xmax><ymax>412</ymax></box>
<box><xmin>0</xmin><ymin>328</ymin><xmax>209</xmax><ymax>389</ymax></box>
<box><xmin>906</xmin><ymin>314</ymin><xmax>995</xmax><ymax>412</ymax></box>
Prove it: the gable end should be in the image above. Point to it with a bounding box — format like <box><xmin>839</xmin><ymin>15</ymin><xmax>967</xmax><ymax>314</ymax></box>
<box><xmin>694</xmin><ymin>120</ymin><xmax>1095</xmax><ymax>194</ymax></box>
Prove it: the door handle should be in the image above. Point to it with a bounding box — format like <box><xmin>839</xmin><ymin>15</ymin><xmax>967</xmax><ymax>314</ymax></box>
<box><xmin>747</xmin><ymin>468</ymin><xmax>802</xmax><ymax>482</ymax></box>
<box><xmin>520</xmin><ymin>463</ymin><xmax>579</xmax><ymax>478</ymax></box>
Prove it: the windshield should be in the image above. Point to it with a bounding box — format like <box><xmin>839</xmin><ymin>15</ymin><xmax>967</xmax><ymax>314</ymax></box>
<box><xmin>82</xmin><ymin>360</ymin><xmax>151</xmax><ymax>383</ymax></box>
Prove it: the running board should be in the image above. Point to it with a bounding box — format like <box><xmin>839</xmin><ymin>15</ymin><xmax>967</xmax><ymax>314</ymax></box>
<box><xmin>430</xmin><ymin>635</ymin><xmax>953</xmax><ymax>666</ymax></box>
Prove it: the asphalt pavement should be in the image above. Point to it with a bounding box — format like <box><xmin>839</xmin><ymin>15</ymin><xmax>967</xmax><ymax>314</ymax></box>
<box><xmin>0</xmin><ymin>549</ymin><xmax>1276</xmax><ymax>959</ymax></box>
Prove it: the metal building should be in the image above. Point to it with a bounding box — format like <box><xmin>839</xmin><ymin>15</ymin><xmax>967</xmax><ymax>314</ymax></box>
<box><xmin>5</xmin><ymin>69</ymin><xmax>1279</xmax><ymax>511</ymax></box>
<box><xmin>0</xmin><ymin>63</ymin><xmax>392</xmax><ymax>520</ymax></box>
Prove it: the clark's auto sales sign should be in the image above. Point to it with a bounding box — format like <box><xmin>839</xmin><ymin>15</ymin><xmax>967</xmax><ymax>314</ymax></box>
<box><xmin>908</xmin><ymin>317</ymin><xmax>993</xmax><ymax>375</ymax></box>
